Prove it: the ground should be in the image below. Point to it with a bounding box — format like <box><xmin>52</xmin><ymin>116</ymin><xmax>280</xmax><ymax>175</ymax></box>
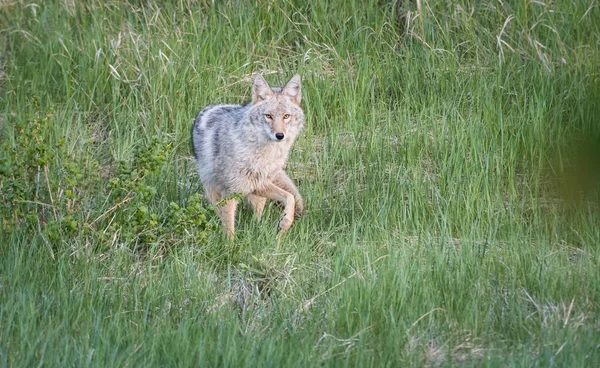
<box><xmin>1</xmin><ymin>1</ymin><xmax>599</xmax><ymax>366</ymax></box>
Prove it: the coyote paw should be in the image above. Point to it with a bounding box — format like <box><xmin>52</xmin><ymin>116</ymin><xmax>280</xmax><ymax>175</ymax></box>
<box><xmin>278</xmin><ymin>216</ymin><xmax>293</xmax><ymax>232</ymax></box>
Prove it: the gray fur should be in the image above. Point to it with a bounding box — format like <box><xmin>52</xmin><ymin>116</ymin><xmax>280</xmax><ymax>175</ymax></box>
<box><xmin>191</xmin><ymin>73</ymin><xmax>305</xmax><ymax>237</ymax></box>
<box><xmin>191</xmin><ymin>108</ymin><xmax>210</xmax><ymax>159</ymax></box>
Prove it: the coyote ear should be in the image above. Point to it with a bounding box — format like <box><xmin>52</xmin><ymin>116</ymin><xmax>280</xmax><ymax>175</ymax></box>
<box><xmin>252</xmin><ymin>73</ymin><xmax>273</xmax><ymax>104</ymax></box>
<box><xmin>282</xmin><ymin>74</ymin><xmax>302</xmax><ymax>105</ymax></box>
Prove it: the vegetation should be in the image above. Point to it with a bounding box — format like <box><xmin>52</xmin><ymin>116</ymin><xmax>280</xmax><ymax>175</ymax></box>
<box><xmin>1</xmin><ymin>0</ymin><xmax>599</xmax><ymax>366</ymax></box>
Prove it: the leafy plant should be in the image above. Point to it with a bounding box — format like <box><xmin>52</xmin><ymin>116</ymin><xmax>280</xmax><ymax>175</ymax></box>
<box><xmin>0</xmin><ymin>104</ymin><xmax>213</xmax><ymax>250</ymax></box>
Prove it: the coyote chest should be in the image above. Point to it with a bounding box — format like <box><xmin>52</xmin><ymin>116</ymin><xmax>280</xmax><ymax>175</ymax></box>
<box><xmin>231</xmin><ymin>142</ymin><xmax>292</xmax><ymax>190</ymax></box>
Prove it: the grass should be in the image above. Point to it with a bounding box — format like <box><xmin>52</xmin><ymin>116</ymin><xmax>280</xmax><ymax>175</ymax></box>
<box><xmin>1</xmin><ymin>0</ymin><xmax>599</xmax><ymax>366</ymax></box>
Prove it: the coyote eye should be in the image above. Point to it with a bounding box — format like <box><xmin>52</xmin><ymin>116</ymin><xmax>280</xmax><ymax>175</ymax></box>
<box><xmin>264</xmin><ymin>114</ymin><xmax>273</xmax><ymax>119</ymax></box>
<box><xmin>283</xmin><ymin>114</ymin><xmax>291</xmax><ymax>119</ymax></box>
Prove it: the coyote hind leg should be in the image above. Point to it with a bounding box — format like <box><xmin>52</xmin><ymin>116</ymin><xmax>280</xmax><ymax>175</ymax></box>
<box><xmin>246</xmin><ymin>194</ymin><xmax>267</xmax><ymax>220</ymax></box>
<box><xmin>220</xmin><ymin>198</ymin><xmax>238</xmax><ymax>239</ymax></box>
<box><xmin>204</xmin><ymin>184</ymin><xmax>238</xmax><ymax>239</ymax></box>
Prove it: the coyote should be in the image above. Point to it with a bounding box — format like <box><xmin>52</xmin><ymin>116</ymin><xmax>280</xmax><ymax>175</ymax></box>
<box><xmin>191</xmin><ymin>73</ymin><xmax>305</xmax><ymax>238</ymax></box>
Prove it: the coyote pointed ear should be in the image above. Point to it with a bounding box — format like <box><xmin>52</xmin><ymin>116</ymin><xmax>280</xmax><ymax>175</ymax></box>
<box><xmin>282</xmin><ymin>74</ymin><xmax>302</xmax><ymax>105</ymax></box>
<box><xmin>252</xmin><ymin>73</ymin><xmax>273</xmax><ymax>104</ymax></box>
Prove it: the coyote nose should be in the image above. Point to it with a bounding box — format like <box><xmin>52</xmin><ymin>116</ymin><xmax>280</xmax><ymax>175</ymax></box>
<box><xmin>275</xmin><ymin>132</ymin><xmax>285</xmax><ymax>140</ymax></box>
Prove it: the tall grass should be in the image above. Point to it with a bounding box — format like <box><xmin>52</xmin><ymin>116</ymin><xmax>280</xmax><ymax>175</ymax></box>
<box><xmin>1</xmin><ymin>0</ymin><xmax>599</xmax><ymax>366</ymax></box>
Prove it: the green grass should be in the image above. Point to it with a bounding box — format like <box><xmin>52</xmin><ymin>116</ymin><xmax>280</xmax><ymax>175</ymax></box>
<box><xmin>1</xmin><ymin>0</ymin><xmax>599</xmax><ymax>366</ymax></box>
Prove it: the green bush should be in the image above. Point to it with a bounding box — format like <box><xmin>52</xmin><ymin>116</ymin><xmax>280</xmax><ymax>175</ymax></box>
<box><xmin>0</xmin><ymin>104</ymin><xmax>214</xmax><ymax>250</ymax></box>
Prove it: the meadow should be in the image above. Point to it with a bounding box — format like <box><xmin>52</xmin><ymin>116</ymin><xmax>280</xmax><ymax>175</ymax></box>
<box><xmin>1</xmin><ymin>0</ymin><xmax>599</xmax><ymax>366</ymax></box>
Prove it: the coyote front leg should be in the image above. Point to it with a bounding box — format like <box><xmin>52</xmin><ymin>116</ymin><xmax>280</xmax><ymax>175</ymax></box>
<box><xmin>272</xmin><ymin>170</ymin><xmax>304</xmax><ymax>217</ymax></box>
<box><xmin>246</xmin><ymin>194</ymin><xmax>267</xmax><ymax>220</ymax></box>
<box><xmin>254</xmin><ymin>182</ymin><xmax>295</xmax><ymax>232</ymax></box>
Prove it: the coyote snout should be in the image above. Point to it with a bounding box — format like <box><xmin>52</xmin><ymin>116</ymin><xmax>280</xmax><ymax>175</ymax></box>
<box><xmin>191</xmin><ymin>73</ymin><xmax>305</xmax><ymax>238</ymax></box>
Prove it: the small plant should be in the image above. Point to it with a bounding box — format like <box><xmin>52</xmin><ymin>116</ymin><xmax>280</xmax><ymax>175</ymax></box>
<box><xmin>0</xmin><ymin>103</ymin><xmax>213</xmax><ymax>250</ymax></box>
<box><xmin>102</xmin><ymin>140</ymin><xmax>214</xmax><ymax>249</ymax></box>
<box><xmin>0</xmin><ymin>106</ymin><xmax>56</xmax><ymax>230</ymax></box>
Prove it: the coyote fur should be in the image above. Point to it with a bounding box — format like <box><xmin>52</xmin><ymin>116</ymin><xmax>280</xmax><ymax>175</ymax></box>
<box><xmin>191</xmin><ymin>73</ymin><xmax>305</xmax><ymax>238</ymax></box>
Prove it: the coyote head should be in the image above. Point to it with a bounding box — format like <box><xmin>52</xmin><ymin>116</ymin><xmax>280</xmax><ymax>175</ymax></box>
<box><xmin>250</xmin><ymin>73</ymin><xmax>304</xmax><ymax>142</ymax></box>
